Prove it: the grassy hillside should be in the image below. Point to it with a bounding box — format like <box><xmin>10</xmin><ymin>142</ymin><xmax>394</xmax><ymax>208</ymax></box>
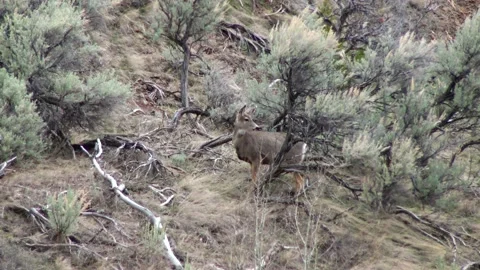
<box><xmin>2</xmin><ymin>1</ymin><xmax>480</xmax><ymax>270</ymax></box>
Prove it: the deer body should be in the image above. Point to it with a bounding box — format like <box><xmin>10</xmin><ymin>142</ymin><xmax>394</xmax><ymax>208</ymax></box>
<box><xmin>233</xmin><ymin>106</ymin><xmax>307</xmax><ymax>194</ymax></box>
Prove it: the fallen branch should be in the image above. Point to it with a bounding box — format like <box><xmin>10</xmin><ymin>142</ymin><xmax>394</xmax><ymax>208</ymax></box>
<box><xmin>149</xmin><ymin>185</ymin><xmax>175</xmax><ymax>206</ymax></box>
<box><xmin>261</xmin><ymin>196</ymin><xmax>315</xmax><ymax>217</ymax></box>
<box><xmin>395</xmin><ymin>206</ymin><xmax>468</xmax><ymax>263</ymax></box>
<box><xmin>0</xmin><ymin>156</ymin><xmax>17</xmax><ymax>178</ymax></box>
<box><xmin>191</xmin><ymin>134</ymin><xmax>233</xmax><ymax>157</ymax></box>
<box><xmin>81</xmin><ymin>139</ymin><xmax>183</xmax><ymax>269</ymax></box>
<box><xmin>82</xmin><ymin>211</ymin><xmax>133</xmax><ymax>241</ymax></box>
<box><xmin>449</xmin><ymin>139</ymin><xmax>480</xmax><ymax>167</ymax></box>
<box><xmin>318</xmin><ymin>224</ymin><xmax>336</xmax><ymax>257</ymax></box>
<box><xmin>462</xmin><ymin>262</ymin><xmax>480</xmax><ymax>270</ymax></box>
<box><xmin>4</xmin><ymin>204</ymin><xmax>48</xmax><ymax>233</ymax></box>
<box><xmin>77</xmin><ymin>135</ymin><xmax>155</xmax><ymax>153</ymax></box>
<box><xmin>325</xmin><ymin>206</ymin><xmax>355</xmax><ymax>222</ymax></box>
<box><xmin>76</xmin><ymin>135</ymin><xmax>165</xmax><ymax>176</ymax></box>
<box><xmin>168</xmin><ymin>107</ymin><xmax>210</xmax><ymax>132</ymax></box>
<box><xmin>25</xmin><ymin>241</ymin><xmax>105</xmax><ymax>260</ymax></box>
<box><xmin>29</xmin><ymin>207</ymin><xmax>50</xmax><ymax>233</ymax></box>
<box><xmin>324</xmin><ymin>171</ymin><xmax>362</xmax><ymax>198</ymax></box>
<box><xmin>219</xmin><ymin>21</ymin><xmax>270</xmax><ymax>53</ymax></box>
<box><xmin>269</xmin><ymin>163</ymin><xmax>362</xmax><ymax>198</ymax></box>
<box><xmin>258</xmin><ymin>242</ymin><xmax>291</xmax><ymax>269</ymax></box>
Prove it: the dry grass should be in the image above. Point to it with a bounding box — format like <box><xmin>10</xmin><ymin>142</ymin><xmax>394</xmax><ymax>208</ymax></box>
<box><xmin>2</xmin><ymin>132</ymin><xmax>476</xmax><ymax>269</ymax></box>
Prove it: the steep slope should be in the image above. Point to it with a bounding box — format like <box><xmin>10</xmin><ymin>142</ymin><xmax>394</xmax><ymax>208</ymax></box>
<box><xmin>1</xmin><ymin>1</ymin><xmax>480</xmax><ymax>270</ymax></box>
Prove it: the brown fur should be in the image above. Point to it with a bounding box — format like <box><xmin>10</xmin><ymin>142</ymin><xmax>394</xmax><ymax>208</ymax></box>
<box><xmin>233</xmin><ymin>105</ymin><xmax>307</xmax><ymax>194</ymax></box>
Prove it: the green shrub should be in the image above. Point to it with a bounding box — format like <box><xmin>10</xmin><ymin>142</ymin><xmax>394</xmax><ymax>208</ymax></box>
<box><xmin>47</xmin><ymin>190</ymin><xmax>87</xmax><ymax>241</ymax></box>
<box><xmin>0</xmin><ymin>69</ymin><xmax>44</xmax><ymax>161</ymax></box>
<box><xmin>141</xmin><ymin>224</ymin><xmax>165</xmax><ymax>255</ymax></box>
<box><xmin>0</xmin><ymin>0</ymin><xmax>130</xmax><ymax>140</ymax></box>
<box><xmin>170</xmin><ymin>153</ymin><xmax>187</xmax><ymax>167</ymax></box>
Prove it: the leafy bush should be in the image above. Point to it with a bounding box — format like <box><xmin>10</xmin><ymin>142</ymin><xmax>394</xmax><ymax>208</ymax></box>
<box><xmin>245</xmin><ymin>8</ymin><xmax>480</xmax><ymax>209</ymax></box>
<box><xmin>0</xmin><ymin>68</ymin><xmax>44</xmax><ymax>161</ymax></box>
<box><xmin>47</xmin><ymin>190</ymin><xmax>88</xmax><ymax>241</ymax></box>
<box><xmin>0</xmin><ymin>0</ymin><xmax>130</xmax><ymax>141</ymax></box>
<box><xmin>170</xmin><ymin>153</ymin><xmax>187</xmax><ymax>167</ymax></box>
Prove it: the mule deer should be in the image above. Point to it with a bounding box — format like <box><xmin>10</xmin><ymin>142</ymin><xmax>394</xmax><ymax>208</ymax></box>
<box><xmin>233</xmin><ymin>105</ymin><xmax>307</xmax><ymax>194</ymax></box>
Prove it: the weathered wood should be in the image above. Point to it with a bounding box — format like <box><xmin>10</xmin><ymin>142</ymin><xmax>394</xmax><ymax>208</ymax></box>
<box><xmin>191</xmin><ymin>134</ymin><xmax>233</xmax><ymax>157</ymax></box>
<box><xmin>81</xmin><ymin>140</ymin><xmax>183</xmax><ymax>269</ymax></box>
<box><xmin>168</xmin><ymin>107</ymin><xmax>210</xmax><ymax>132</ymax></box>
<box><xmin>0</xmin><ymin>156</ymin><xmax>17</xmax><ymax>178</ymax></box>
<box><xmin>219</xmin><ymin>21</ymin><xmax>270</xmax><ymax>53</ymax></box>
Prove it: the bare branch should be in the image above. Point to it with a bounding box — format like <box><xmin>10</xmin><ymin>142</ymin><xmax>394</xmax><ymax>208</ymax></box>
<box><xmin>168</xmin><ymin>107</ymin><xmax>210</xmax><ymax>131</ymax></box>
<box><xmin>449</xmin><ymin>139</ymin><xmax>480</xmax><ymax>167</ymax></box>
<box><xmin>149</xmin><ymin>185</ymin><xmax>175</xmax><ymax>206</ymax></box>
<box><xmin>462</xmin><ymin>262</ymin><xmax>480</xmax><ymax>270</ymax></box>
<box><xmin>218</xmin><ymin>21</ymin><xmax>270</xmax><ymax>53</ymax></box>
<box><xmin>395</xmin><ymin>205</ymin><xmax>469</xmax><ymax>263</ymax></box>
<box><xmin>81</xmin><ymin>140</ymin><xmax>184</xmax><ymax>269</ymax></box>
<box><xmin>24</xmin><ymin>241</ymin><xmax>106</xmax><ymax>260</ymax></box>
<box><xmin>191</xmin><ymin>134</ymin><xmax>233</xmax><ymax>157</ymax></box>
<box><xmin>0</xmin><ymin>156</ymin><xmax>17</xmax><ymax>177</ymax></box>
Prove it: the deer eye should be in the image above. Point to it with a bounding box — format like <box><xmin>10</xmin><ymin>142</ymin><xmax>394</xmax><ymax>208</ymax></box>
<box><xmin>244</xmin><ymin>118</ymin><xmax>250</xmax><ymax>121</ymax></box>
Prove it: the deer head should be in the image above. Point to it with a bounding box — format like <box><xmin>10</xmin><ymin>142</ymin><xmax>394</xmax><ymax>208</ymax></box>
<box><xmin>235</xmin><ymin>105</ymin><xmax>261</xmax><ymax>132</ymax></box>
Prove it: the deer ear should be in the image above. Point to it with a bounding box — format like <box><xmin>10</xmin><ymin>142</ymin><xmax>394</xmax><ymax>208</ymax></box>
<box><xmin>238</xmin><ymin>105</ymin><xmax>247</xmax><ymax>115</ymax></box>
<box><xmin>249</xmin><ymin>107</ymin><xmax>256</xmax><ymax>115</ymax></box>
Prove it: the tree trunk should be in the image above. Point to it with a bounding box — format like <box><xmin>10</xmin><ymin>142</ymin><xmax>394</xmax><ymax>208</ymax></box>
<box><xmin>180</xmin><ymin>44</ymin><xmax>191</xmax><ymax>108</ymax></box>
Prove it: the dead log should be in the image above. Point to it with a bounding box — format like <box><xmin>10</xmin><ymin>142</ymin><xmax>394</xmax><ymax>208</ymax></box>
<box><xmin>75</xmin><ymin>135</ymin><xmax>165</xmax><ymax>176</ymax></box>
<box><xmin>81</xmin><ymin>139</ymin><xmax>184</xmax><ymax>269</ymax></box>
<box><xmin>168</xmin><ymin>107</ymin><xmax>210</xmax><ymax>132</ymax></box>
<box><xmin>219</xmin><ymin>21</ymin><xmax>270</xmax><ymax>53</ymax></box>
<box><xmin>75</xmin><ymin>135</ymin><xmax>154</xmax><ymax>152</ymax></box>
<box><xmin>190</xmin><ymin>134</ymin><xmax>233</xmax><ymax>157</ymax></box>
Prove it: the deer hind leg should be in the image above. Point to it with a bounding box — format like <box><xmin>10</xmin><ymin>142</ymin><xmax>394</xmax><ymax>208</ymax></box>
<box><xmin>250</xmin><ymin>159</ymin><xmax>262</xmax><ymax>194</ymax></box>
<box><xmin>293</xmin><ymin>172</ymin><xmax>304</xmax><ymax>195</ymax></box>
<box><xmin>250</xmin><ymin>160</ymin><xmax>260</xmax><ymax>185</ymax></box>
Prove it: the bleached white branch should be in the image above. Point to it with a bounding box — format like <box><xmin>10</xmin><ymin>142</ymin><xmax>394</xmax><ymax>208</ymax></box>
<box><xmin>462</xmin><ymin>262</ymin><xmax>480</xmax><ymax>270</ymax></box>
<box><xmin>0</xmin><ymin>156</ymin><xmax>17</xmax><ymax>177</ymax></box>
<box><xmin>81</xmin><ymin>140</ymin><xmax>183</xmax><ymax>269</ymax></box>
<box><xmin>149</xmin><ymin>185</ymin><xmax>176</xmax><ymax>206</ymax></box>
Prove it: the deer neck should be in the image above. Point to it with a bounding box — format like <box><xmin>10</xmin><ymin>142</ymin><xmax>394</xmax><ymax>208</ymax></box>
<box><xmin>233</xmin><ymin>127</ymin><xmax>247</xmax><ymax>137</ymax></box>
